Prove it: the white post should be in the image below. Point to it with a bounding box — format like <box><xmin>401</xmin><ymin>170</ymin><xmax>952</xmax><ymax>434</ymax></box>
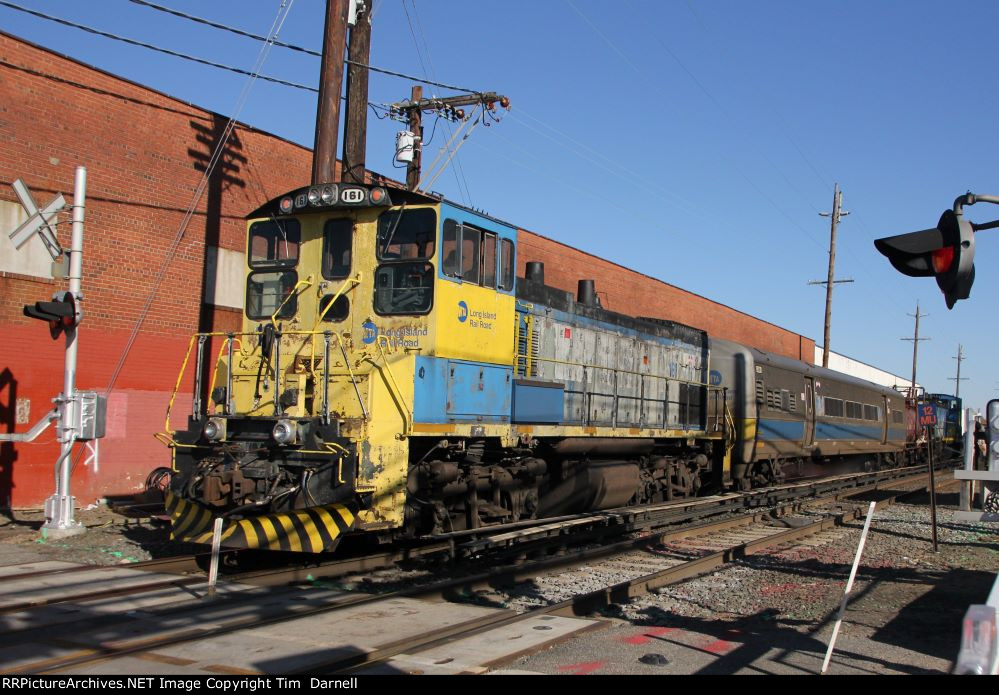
<box><xmin>206</xmin><ymin>517</ymin><xmax>224</xmax><ymax>599</ymax></box>
<box><xmin>821</xmin><ymin>501</ymin><xmax>877</xmax><ymax>674</ymax></box>
<box><xmin>42</xmin><ymin>165</ymin><xmax>87</xmax><ymax>537</ymax></box>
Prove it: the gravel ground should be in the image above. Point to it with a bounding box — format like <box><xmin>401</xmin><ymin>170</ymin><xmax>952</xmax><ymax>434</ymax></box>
<box><xmin>507</xmin><ymin>489</ymin><xmax>998</xmax><ymax>674</ymax></box>
<box><xmin>0</xmin><ymin>504</ymin><xmax>184</xmax><ymax>566</ymax></box>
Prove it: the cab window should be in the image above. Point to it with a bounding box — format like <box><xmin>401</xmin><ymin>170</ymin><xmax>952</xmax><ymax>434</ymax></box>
<box><xmin>246</xmin><ymin>270</ymin><xmax>297</xmax><ymax>319</ymax></box>
<box><xmin>374</xmin><ymin>208</ymin><xmax>436</xmax><ymax>315</ymax></box>
<box><xmin>374</xmin><ymin>263</ymin><xmax>433</xmax><ymax>315</ymax></box>
<box><xmin>322</xmin><ymin>219</ymin><xmax>352</xmax><ymax>279</ymax></box>
<box><xmin>377</xmin><ymin>208</ymin><xmax>435</xmax><ymax>260</ymax></box>
<box><xmin>500</xmin><ymin>238</ymin><xmax>515</xmax><ymax>291</ymax></box>
<box><xmin>249</xmin><ymin>219</ymin><xmax>300</xmax><ymax>267</ymax></box>
<box><xmin>442</xmin><ymin>219</ymin><xmax>503</xmax><ymax>289</ymax></box>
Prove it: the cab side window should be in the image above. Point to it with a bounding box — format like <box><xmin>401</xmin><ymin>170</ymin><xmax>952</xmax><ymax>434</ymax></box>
<box><xmin>442</xmin><ymin>218</ymin><xmax>508</xmax><ymax>290</ymax></box>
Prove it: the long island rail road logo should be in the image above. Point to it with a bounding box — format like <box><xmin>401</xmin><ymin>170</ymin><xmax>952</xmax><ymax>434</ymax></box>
<box><xmin>456</xmin><ymin>300</ymin><xmax>496</xmax><ymax>330</ymax></box>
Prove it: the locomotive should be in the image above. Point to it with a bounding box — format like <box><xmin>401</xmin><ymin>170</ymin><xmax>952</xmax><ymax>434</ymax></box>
<box><xmin>163</xmin><ymin>181</ymin><xmax>931</xmax><ymax>553</ymax></box>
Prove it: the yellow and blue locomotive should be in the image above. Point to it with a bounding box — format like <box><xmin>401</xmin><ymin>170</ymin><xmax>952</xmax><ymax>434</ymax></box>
<box><xmin>164</xmin><ymin>183</ymin><xmax>728</xmax><ymax>552</ymax></box>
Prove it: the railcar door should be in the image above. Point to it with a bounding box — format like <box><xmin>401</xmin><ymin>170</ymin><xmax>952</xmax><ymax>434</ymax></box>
<box><xmin>804</xmin><ymin>377</ymin><xmax>815</xmax><ymax>447</ymax></box>
<box><xmin>882</xmin><ymin>395</ymin><xmax>890</xmax><ymax>444</ymax></box>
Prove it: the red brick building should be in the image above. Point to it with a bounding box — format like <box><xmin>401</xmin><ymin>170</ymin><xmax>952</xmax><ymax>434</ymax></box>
<box><xmin>0</xmin><ymin>32</ymin><xmax>813</xmax><ymax>508</ymax></box>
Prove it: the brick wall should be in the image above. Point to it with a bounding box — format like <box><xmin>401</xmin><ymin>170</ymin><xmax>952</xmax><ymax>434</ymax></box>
<box><xmin>517</xmin><ymin>230</ymin><xmax>815</xmax><ymax>360</ymax></box>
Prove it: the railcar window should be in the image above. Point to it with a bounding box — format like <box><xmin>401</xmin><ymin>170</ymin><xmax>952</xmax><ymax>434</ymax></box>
<box><xmin>374</xmin><ymin>262</ymin><xmax>434</xmax><ymax>315</ymax></box>
<box><xmin>377</xmin><ymin>208</ymin><xmax>436</xmax><ymax>260</ymax></box>
<box><xmin>500</xmin><ymin>238</ymin><xmax>515</xmax><ymax>291</ymax></box>
<box><xmin>319</xmin><ymin>293</ymin><xmax>349</xmax><ymax>322</ymax></box>
<box><xmin>246</xmin><ymin>271</ymin><xmax>297</xmax><ymax>319</ymax></box>
<box><xmin>249</xmin><ymin>220</ymin><xmax>300</xmax><ymax>267</ymax></box>
<box><xmin>864</xmin><ymin>404</ymin><xmax>880</xmax><ymax>421</ymax></box>
<box><xmin>322</xmin><ymin>219</ymin><xmax>352</xmax><ymax>279</ymax></box>
<box><xmin>824</xmin><ymin>397</ymin><xmax>844</xmax><ymax>418</ymax></box>
<box><xmin>482</xmin><ymin>232</ymin><xmax>497</xmax><ymax>288</ymax></box>
<box><xmin>846</xmin><ymin>401</ymin><xmax>862</xmax><ymax>419</ymax></box>
<box><xmin>892</xmin><ymin>410</ymin><xmax>904</xmax><ymax>424</ymax></box>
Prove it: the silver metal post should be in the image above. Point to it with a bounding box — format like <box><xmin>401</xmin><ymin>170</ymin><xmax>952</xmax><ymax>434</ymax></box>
<box><xmin>42</xmin><ymin>166</ymin><xmax>87</xmax><ymax>538</ymax></box>
<box><xmin>961</xmin><ymin>408</ymin><xmax>975</xmax><ymax>511</ymax></box>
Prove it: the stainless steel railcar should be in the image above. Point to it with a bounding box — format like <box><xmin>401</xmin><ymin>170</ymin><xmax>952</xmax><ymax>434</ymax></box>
<box><xmin>710</xmin><ymin>338</ymin><xmax>911</xmax><ymax>488</ymax></box>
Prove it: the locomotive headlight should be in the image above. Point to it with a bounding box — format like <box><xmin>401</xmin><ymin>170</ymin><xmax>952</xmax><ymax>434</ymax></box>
<box><xmin>307</xmin><ymin>187</ymin><xmax>322</xmax><ymax>206</ymax></box>
<box><xmin>272</xmin><ymin>419</ymin><xmax>297</xmax><ymax>445</ymax></box>
<box><xmin>321</xmin><ymin>185</ymin><xmax>338</xmax><ymax>204</ymax></box>
<box><xmin>203</xmin><ymin>417</ymin><xmax>226</xmax><ymax>442</ymax></box>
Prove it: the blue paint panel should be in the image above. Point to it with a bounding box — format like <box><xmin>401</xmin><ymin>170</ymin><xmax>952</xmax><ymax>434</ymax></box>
<box><xmin>414</xmin><ymin>356</ymin><xmax>512</xmax><ymax>423</ymax></box>
<box><xmin>512</xmin><ymin>381</ymin><xmax>564</xmax><ymax>423</ymax></box>
<box><xmin>757</xmin><ymin>418</ymin><xmax>805</xmax><ymax>441</ymax></box>
<box><xmin>815</xmin><ymin>422</ymin><xmax>886</xmax><ymax>441</ymax></box>
<box><xmin>448</xmin><ymin>361</ymin><xmax>512</xmax><ymax>418</ymax></box>
<box><xmin>887</xmin><ymin>427</ymin><xmax>907</xmax><ymax>442</ymax></box>
<box><xmin>414</xmin><ymin>355</ymin><xmax>449</xmax><ymax>423</ymax></box>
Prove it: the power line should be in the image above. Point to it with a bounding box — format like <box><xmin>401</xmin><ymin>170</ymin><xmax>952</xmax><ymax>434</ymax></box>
<box><xmin>0</xmin><ymin>0</ymin><xmax>317</xmax><ymax>92</ymax></box>
<box><xmin>402</xmin><ymin>0</ymin><xmax>472</xmax><ymax>205</ymax></box>
<box><xmin>0</xmin><ymin>0</ymin><xmax>486</xmax><ymax>96</ymax></box>
<box><xmin>128</xmin><ymin>0</ymin><xmax>484</xmax><ymax>95</ymax></box>
<box><xmin>127</xmin><ymin>0</ymin><xmax>321</xmax><ymax>56</ymax></box>
<box><xmin>104</xmin><ymin>0</ymin><xmax>298</xmax><ymax>396</ymax></box>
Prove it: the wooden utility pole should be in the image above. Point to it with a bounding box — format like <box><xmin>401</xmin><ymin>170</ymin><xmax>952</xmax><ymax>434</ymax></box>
<box><xmin>902</xmin><ymin>302</ymin><xmax>930</xmax><ymax>399</ymax></box>
<box><xmin>342</xmin><ymin>1</ymin><xmax>371</xmax><ymax>184</ymax></box>
<box><xmin>312</xmin><ymin>0</ymin><xmax>349</xmax><ymax>185</ymax></box>
<box><xmin>810</xmin><ymin>183</ymin><xmax>852</xmax><ymax>368</ymax></box>
<box><xmin>950</xmin><ymin>344</ymin><xmax>968</xmax><ymax>398</ymax></box>
<box><xmin>405</xmin><ymin>85</ymin><xmax>424</xmax><ymax>190</ymax></box>
<box><xmin>397</xmin><ymin>91</ymin><xmax>510</xmax><ymax>190</ymax></box>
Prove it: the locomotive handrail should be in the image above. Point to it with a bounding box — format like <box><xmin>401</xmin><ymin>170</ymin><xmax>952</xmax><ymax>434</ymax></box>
<box><xmin>364</xmin><ymin>335</ymin><xmax>412</xmax><ymax>437</ymax></box>
<box><xmin>513</xmin><ymin>351</ymin><xmax>711</xmax><ymax>388</ymax></box>
<box><xmin>269</xmin><ymin>274</ymin><xmax>314</xmax><ymax>328</ymax></box>
<box><xmin>309</xmin><ymin>274</ymin><xmax>362</xmax><ymax>381</ymax></box>
<box><xmin>514</xmin><ymin>351</ymin><xmax>723</xmax><ymax>432</ymax></box>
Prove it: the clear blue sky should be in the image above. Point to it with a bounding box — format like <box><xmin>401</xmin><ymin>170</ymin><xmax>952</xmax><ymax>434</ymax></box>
<box><xmin>3</xmin><ymin>0</ymin><xmax>998</xmax><ymax>413</ymax></box>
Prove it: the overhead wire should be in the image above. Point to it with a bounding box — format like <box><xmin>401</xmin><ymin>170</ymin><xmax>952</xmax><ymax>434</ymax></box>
<box><xmin>402</xmin><ymin>0</ymin><xmax>472</xmax><ymax>205</ymax></box>
<box><xmin>103</xmin><ymin>0</ymin><xmax>298</xmax><ymax>396</ymax></box>
<box><xmin>671</xmin><ymin>0</ymin><xmax>913</xmax><ymax>316</ymax></box>
<box><xmin>0</xmin><ymin>0</ymin><xmax>317</xmax><ymax>92</ymax></box>
<box><xmin>563</xmin><ymin>0</ymin><xmax>826</xmax><ymax>253</ymax></box>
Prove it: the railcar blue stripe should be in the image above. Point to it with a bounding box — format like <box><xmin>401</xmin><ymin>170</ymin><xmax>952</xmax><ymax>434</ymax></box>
<box><xmin>757</xmin><ymin>418</ymin><xmax>805</xmax><ymax>440</ymax></box>
<box><xmin>815</xmin><ymin>422</ymin><xmax>886</xmax><ymax>441</ymax></box>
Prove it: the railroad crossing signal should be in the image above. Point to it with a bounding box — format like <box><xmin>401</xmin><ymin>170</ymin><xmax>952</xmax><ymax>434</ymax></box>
<box><xmin>8</xmin><ymin>178</ymin><xmax>65</xmax><ymax>261</ymax></box>
<box><xmin>875</xmin><ymin>209</ymin><xmax>975</xmax><ymax>309</ymax></box>
<box><xmin>23</xmin><ymin>291</ymin><xmax>79</xmax><ymax>340</ymax></box>
<box><xmin>875</xmin><ymin>192</ymin><xmax>999</xmax><ymax>309</ymax></box>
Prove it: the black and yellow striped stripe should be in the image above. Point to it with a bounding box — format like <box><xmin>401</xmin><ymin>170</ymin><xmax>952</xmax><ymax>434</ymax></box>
<box><xmin>165</xmin><ymin>491</ymin><xmax>357</xmax><ymax>553</ymax></box>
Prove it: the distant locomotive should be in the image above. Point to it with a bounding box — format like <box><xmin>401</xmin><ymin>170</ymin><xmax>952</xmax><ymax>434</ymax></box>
<box><xmin>162</xmin><ymin>182</ymin><xmax>935</xmax><ymax>553</ymax></box>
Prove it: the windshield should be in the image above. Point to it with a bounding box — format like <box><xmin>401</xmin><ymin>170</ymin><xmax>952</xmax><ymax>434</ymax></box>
<box><xmin>249</xmin><ymin>219</ymin><xmax>300</xmax><ymax>267</ymax></box>
<box><xmin>377</xmin><ymin>208</ymin><xmax>436</xmax><ymax>261</ymax></box>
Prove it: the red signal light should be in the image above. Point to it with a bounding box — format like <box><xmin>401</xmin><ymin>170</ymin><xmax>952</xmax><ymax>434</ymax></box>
<box><xmin>931</xmin><ymin>246</ymin><xmax>954</xmax><ymax>274</ymax></box>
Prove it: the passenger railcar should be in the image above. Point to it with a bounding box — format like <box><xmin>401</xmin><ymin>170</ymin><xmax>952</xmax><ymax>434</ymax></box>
<box><xmin>710</xmin><ymin>339</ymin><xmax>912</xmax><ymax>489</ymax></box>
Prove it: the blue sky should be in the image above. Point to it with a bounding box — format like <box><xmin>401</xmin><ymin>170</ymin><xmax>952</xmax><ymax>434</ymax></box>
<box><xmin>3</xmin><ymin>0</ymin><xmax>998</xmax><ymax>413</ymax></box>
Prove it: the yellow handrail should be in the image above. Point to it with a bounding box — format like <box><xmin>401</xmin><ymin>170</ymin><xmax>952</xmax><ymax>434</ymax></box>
<box><xmin>270</xmin><ymin>274</ymin><xmax>314</xmax><ymax>328</ymax></box>
<box><xmin>362</xmin><ymin>335</ymin><xmax>411</xmax><ymax>436</ymax></box>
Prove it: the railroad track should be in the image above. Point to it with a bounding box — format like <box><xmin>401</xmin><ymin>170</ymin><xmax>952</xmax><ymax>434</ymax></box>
<box><xmin>0</xmin><ymin>462</ymin><xmax>951</xmax><ymax>615</ymax></box>
<box><xmin>0</xmin><ymin>466</ymin><xmax>948</xmax><ymax>675</ymax></box>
